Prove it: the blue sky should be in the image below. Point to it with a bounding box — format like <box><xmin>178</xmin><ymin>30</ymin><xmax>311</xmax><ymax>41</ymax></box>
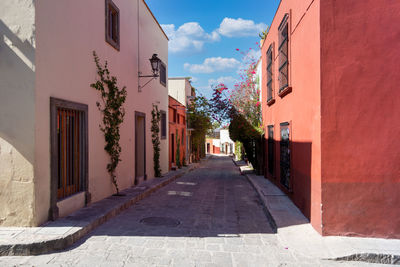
<box><xmin>145</xmin><ymin>0</ymin><xmax>280</xmax><ymax>98</ymax></box>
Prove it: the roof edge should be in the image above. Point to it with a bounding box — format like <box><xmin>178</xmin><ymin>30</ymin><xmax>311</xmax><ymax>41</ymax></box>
<box><xmin>142</xmin><ymin>0</ymin><xmax>169</xmax><ymax>41</ymax></box>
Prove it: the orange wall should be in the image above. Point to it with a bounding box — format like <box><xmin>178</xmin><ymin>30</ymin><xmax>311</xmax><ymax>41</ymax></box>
<box><xmin>320</xmin><ymin>0</ymin><xmax>400</xmax><ymax>238</ymax></box>
<box><xmin>168</xmin><ymin>96</ymin><xmax>186</xmax><ymax>169</ymax></box>
<box><xmin>261</xmin><ymin>0</ymin><xmax>322</xmax><ymax>233</ymax></box>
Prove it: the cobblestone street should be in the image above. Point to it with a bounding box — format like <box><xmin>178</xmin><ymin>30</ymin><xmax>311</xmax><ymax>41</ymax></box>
<box><xmin>0</xmin><ymin>156</ymin><xmax>379</xmax><ymax>266</ymax></box>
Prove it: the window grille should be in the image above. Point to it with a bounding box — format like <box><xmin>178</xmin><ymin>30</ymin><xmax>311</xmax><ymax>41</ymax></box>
<box><xmin>280</xmin><ymin>122</ymin><xmax>291</xmax><ymax>190</ymax></box>
<box><xmin>267</xmin><ymin>125</ymin><xmax>274</xmax><ymax>175</ymax></box>
<box><xmin>278</xmin><ymin>14</ymin><xmax>289</xmax><ymax>92</ymax></box>
<box><xmin>266</xmin><ymin>45</ymin><xmax>273</xmax><ymax>101</ymax></box>
<box><xmin>56</xmin><ymin>108</ymin><xmax>86</xmax><ymax>199</ymax></box>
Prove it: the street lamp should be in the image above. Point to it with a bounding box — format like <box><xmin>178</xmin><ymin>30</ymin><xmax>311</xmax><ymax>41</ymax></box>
<box><xmin>149</xmin><ymin>54</ymin><xmax>161</xmax><ymax>76</ymax></box>
<box><xmin>138</xmin><ymin>53</ymin><xmax>161</xmax><ymax>91</ymax></box>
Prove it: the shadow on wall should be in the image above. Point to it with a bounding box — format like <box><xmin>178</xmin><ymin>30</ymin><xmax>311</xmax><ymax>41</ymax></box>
<box><xmin>0</xmin><ymin>19</ymin><xmax>35</xmax><ymax>164</ymax></box>
<box><xmin>265</xmin><ymin>140</ymin><xmax>312</xmax><ymax>221</ymax></box>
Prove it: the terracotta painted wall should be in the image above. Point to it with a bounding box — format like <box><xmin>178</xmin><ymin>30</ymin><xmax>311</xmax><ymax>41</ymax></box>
<box><xmin>320</xmin><ymin>0</ymin><xmax>400</xmax><ymax>238</ymax></box>
<box><xmin>34</xmin><ymin>0</ymin><xmax>168</xmax><ymax>225</ymax></box>
<box><xmin>168</xmin><ymin>96</ymin><xmax>186</xmax><ymax>169</ymax></box>
<box><xmin>261</xmin><ymin>0</ymin><xmax>322</xmax><ymax>233</ymax></box>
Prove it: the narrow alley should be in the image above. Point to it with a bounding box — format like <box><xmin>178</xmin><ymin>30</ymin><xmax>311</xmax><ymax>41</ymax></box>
<box><xmin>0</xmin><ymin>156</ymin><xmax>374</xmax><ymax>266</ymax></box>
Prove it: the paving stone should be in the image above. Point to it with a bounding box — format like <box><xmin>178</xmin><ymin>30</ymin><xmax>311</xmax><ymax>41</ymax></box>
<box><xmin>1</xmin><ymin>156</ymin><xmax>398</xmax><ymax>266</ymax></box>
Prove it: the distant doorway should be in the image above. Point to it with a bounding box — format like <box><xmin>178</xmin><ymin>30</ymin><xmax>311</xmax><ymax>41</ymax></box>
<box><xmin>207</xmin><ymin>143</ymin><xmax>210</xmax><ymax>153</ymax></box>
<box><xmin>135</xmin><ymin>112</ymin><xmax>146</xmax><ymax>185</ymax></box>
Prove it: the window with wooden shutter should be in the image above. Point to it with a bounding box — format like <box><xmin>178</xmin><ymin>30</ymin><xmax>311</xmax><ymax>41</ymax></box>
<box><xmin>50</xmin><ymin>98</ymin><xmax>88</xmax><ymax>203</ymax></box>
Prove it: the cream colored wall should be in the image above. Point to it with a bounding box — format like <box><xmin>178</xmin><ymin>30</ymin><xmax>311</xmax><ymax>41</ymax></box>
<box><xmin>33</xmin><ymin>0</ymin><xmax>168</xmax><ymax>226</ymax></box>
<box><xmin>0</xmin><ymin>0</ymin><xmax>36</xmax><ymax>226</ymax></box>
<box><xmin>168</xmin><ymin>79</ymin><xmax>187</xmax><ymax>106</ymax></box>
<box><xmin>138</xmin><ymin>0</ymin><xmax>169</xmax><ymax>177</ymax></box>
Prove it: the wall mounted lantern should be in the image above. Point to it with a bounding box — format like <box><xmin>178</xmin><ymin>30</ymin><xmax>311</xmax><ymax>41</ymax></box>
<box><xmin>138</xmin><ymin>53</ymin><xmax>161</xmax><ymax>91</ymax></box>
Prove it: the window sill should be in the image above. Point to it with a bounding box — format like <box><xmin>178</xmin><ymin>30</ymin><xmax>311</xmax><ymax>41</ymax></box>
<box><xmin>106</xmin><ymin>38</ymin><xmax>120</xmax><ymax>51</ymax></box>
<box><xmin>267</xmin><ymin>98</ymin><xmax>275</xmax><ymax>106</ymax></box>
<box><xmin>278</xmin><ymin>86</ymin><xmax>292</xmax><ymax>98</ymax></box>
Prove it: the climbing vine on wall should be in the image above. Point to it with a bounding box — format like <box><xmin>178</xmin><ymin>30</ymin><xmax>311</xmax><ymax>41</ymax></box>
<box><xmin>90</xmin><ymin>51</ymin><xmax>127</xmax><ymax>195</ymax></box>
<box><xmin>151</xmin><ymin>105</ymin><xmax>162</xmax><ymax>177</ymax></box>
<box><xmin>176</xmin><ymin>130</ymin><xmax>181</xmax><ymax>168</ymax></box>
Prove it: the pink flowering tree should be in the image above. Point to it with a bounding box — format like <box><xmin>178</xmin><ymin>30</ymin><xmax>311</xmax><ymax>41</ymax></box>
<box><xmin>208</xmin><ymin>45</ymin><xmax>265</xmax><ymax>173</ymax></box>
<box><xmin>229</xmin><ymin>47</ymin><xmax>262</xmax><ymax>131</ymax></box>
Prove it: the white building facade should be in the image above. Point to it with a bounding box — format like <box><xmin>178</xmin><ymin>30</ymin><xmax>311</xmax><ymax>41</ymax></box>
<box><xmin>219</xmin><ymin>129</ymin><xmax>235</xmax><ymax>155</ymax></box>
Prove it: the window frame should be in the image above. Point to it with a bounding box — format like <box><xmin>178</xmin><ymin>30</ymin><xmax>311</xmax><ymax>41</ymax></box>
<box><xmin>266</xmin><ymin>44</ymin><xmax>275</xmax><ymax>105</ymax></box>
<box><xmin>159</xmin><ymin>62</ymin><xmax>166</xmax><ymax>87</ymax></box>
<box><xmin>160</xmin><ymin>110</ymin><xmax>167</xmax><ymax>139</ymax></box>
<box><xmin>279</xmin><ymin>121</ymin><xmax>292</xmax><ymax>191</ymax></box>
<box><xmin>278</xmin><ymin>13</ymin><xmax>291</xmax><ymax>96</ymax></box>
<box><xmin>173</xmin><ymin>109</ymin><xmax>177</xmax><ymax>123</ymax></box>
<box><xmin>105</xmin><ymin>0</ymin><xmax>120</xmax><ymax>51</ymax></box>
<box><xmin>267</xmin><ymin>125</ymin><xmax>275</xmax><ymax>176</ymax></box>
<box><xmin>49</xmin><ymin>97</ymin><xmax>89</xmax><ymax>220</ymax></box>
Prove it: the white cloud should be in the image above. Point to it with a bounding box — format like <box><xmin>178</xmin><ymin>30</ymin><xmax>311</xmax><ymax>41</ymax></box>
<box><xmin>161</xmin><ymin>22</ymin><xmax>220</xmax><ymax>54</ymax></box>
<box><xmin>184</xmin><ymin>57</ymin><xmax>240</xmax><ymax>74</ymax></box>
<box><xmin>208</xmin><ymin>76</ymin><xmax>236</xmax><ymax>87</ymax></box>
<box><xmin>236</xmin><ymin>48</ymin><xmax>262</xmax><ymax>74</ymax></box>
<box><xmin>244</xmin><ymin>48</ymin><xmax>261</xmax><ymax>61</ymax></box>
<box><xmin>217</xmin><ymin>18</ymin><xmax>267</xmax><ymax>37</ymax></box>
<box><xmin>161</xmin><ymin>18</ymin><xmax>267</xmax><ymax>54</ymax></box>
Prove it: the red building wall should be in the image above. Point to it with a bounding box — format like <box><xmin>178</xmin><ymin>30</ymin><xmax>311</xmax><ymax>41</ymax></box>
<box><xmin>320</xmin><ymin>0</ymin><xmax>400</xmax><ymax>238</ymax></box>
<box><xmin>168</xmin><ymin>96</ymin><xmax>186</xmax><ymax>170</ymax></box>
<box><xmin>261</xmin><ymin>0</ymin><xmax>322</xmax><ymax>233</ymax></box>
<box><xmin>262</xmin><ymin>0</ymin><xmax>400</xmax><ymax>238</ymax></box>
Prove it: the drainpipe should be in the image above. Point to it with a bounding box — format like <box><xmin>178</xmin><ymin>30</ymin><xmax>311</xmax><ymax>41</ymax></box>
<box><xmin>137</xmin><ymin>0</ymin><xmax>140</xmax><ymax>92</ymax></box>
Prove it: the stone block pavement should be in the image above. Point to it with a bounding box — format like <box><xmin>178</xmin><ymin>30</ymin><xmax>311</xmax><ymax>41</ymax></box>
<box><xmin>0</xmin><ymin>158</ymin><xmax>208</xmax><ymax>256</ymax></box>
<box><xmin>0</xmin><ymin>155</ymin><xmax>398</xmax><ymax>266</ymax></box>
<box><xmin>235</xmin><ymin>160</ymin><xmax>400</xmax><ymax>265</ymax></box>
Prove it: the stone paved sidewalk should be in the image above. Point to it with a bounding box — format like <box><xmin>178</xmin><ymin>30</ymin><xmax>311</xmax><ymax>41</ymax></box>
<box><xmin>0</xmin><ymin>155</ymin><xmax>368</xmax><ymax>267</ymax></box>
<box><xmin>0</xmin><ymin>158</ymin><xmax>208</xmax><ymax>257</ymax></box>
<box><xmin>235</xmin><ymin>160</ymin><xmax>400</xmax><ymax>265</ymax></box>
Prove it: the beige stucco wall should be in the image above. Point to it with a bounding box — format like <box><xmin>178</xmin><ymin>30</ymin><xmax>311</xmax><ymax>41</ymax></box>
<box><xmin>168</xmin><ymin>78</ymin><xmax>189</xmax><ymax>106</ymax></box>
<box><xmin>31</xmin><ymin>0</ymin><xmax>168</xmax><ymax>226</ymax></box>
<box><xmin>0</xmin><ymin>0</ymin><xmax>36</xmax><ymax>226</ymax></box>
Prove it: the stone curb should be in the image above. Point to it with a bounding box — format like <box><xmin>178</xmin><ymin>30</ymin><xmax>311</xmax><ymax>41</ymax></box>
<box><xmin>240</xmin><ymin>168</ymin><xmax>278</xmax><ymax>233</ymax></box>
<box><xmin>231</xmin><ymin>158</ymin><xmax>277</xmax><ymax>231</ymax></box>
<box><xmin>0</xmin><ymin>160</ymin><xmax>207</xmax><ymax>256</ymax></box>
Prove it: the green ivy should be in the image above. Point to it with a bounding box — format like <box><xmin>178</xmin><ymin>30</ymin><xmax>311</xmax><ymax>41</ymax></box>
<box><xmin>151</xmin><ymin>105</ymin><xmax>162</xmax><ymax>177</ymax></box>
<box><xmin>90</xmin><ymin>51</ymin><xmax>127</xmax><ymax>195</ymax></box>
<box><xmin>176</xmin><ymin>130</ymin><xmax>181</xmax><ymax>168</ymax></box>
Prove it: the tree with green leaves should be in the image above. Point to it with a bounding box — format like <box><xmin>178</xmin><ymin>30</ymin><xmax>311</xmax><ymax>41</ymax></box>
<box><xmin>151</xmin><ymin>105</ymin><xmax>162</xmax><ymax>177</ymax></box>
<box><xmin>176</xmin><ymin>130</ymin><xmax>181</xmax><ymax>168</ymax></box>
<box><xmin>187</xmin><ymin>92</ymin><xmax>213</xmax><ymax>161</ymax></box>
